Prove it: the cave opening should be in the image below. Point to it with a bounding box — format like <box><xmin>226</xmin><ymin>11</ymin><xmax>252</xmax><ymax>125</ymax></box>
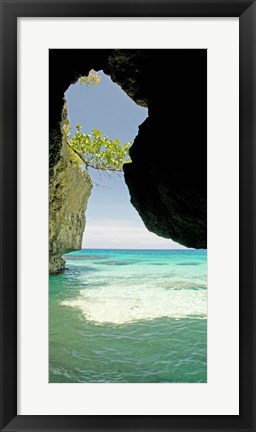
<box><xmin>65</xmin><ymin>69</ymin><xmax>183</xmax><ymax>250</ymax></box>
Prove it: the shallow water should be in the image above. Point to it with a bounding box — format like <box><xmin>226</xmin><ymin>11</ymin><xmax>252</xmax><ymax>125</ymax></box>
<box><xmin>49</xmin><ymin>249</ymin><xmax>207</xmax><ymax>383</ymax></box>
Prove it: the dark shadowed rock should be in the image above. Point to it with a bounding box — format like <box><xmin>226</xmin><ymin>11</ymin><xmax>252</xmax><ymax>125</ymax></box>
<box><xmin>106</xmin><ymin>50</ymin><xmax>207</xmax><ymax>248</ymax></box>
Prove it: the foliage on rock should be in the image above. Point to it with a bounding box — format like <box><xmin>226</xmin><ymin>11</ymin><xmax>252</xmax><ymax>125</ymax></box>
<box><xmin>66</xmin><ymin>123</ymin><xmax>132</xmax><ymax>172</ymax></box>
<box><xmin>79</xmin><ymin>69</ymin><xmax>101</xmax><ymax>86</ymax></box>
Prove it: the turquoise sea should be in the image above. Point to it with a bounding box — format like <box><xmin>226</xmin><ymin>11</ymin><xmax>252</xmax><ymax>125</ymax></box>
<box><xmin>49</xmin><ymin>249</ymin><xmax>207</xmax><ymax>383</ymax></box>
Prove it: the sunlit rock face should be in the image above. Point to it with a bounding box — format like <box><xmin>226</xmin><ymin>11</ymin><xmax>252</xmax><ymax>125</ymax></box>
<box><xmin>105</xmin><ymin>49</ymin><xmax>207</xmax><ymax>249</ymax></box>
<box><xmin>49</xmin><ymin>106</ymin><xmax>92</xmax><ymax>274</ymax></box>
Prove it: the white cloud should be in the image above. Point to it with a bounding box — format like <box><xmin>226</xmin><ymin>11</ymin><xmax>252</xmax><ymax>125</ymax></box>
<box><xmin>82</xmin><ymin>218</ymin><xmax>187</xmax><ymax>249</ymax></box>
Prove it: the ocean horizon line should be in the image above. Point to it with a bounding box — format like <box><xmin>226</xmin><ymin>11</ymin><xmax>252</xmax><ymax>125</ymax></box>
<box><xmin>65</xmin><ymin>247</ymin><xmax>207</xmax><ymax>252</ymax></box>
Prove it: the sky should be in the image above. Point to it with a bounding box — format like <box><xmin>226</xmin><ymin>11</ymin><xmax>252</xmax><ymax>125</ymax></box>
<box><xmin>65</xmin><ymin>71</ymin><xmax>186</xmax><ymax>249</ymax></box>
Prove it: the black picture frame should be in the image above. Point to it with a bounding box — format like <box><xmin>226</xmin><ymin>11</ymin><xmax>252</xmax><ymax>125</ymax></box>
<box><xmin>0</xmin><ymin>1</ymin><xmax>255</xmax><ymax>431</ymax></box>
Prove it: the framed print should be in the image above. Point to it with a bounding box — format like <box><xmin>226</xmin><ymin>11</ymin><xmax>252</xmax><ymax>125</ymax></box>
<box><xmin>0</xmin><ymin>1</ymin><xmax>255</xmax><ymax>432</ymax></box>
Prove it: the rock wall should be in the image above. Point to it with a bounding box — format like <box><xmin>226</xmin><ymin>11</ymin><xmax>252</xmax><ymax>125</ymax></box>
<box><xmin>105</xmin><ymin>49</ymin><xmax>207</xmax><ymax>248</ymax></box>
<box><xmin>49</xmin><ymin>105</ymin><xmax>92</xmax><ymax>274</ymax></box>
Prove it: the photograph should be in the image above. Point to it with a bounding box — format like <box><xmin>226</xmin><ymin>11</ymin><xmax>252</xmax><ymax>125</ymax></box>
<box><xmin>49</xmin><ymin>49</ymin><xmax>207</xmax><ymax>383</ymax></box>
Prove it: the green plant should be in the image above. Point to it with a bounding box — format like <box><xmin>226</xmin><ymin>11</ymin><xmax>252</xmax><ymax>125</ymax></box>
<box><xmin>63</xmin><ymin>69</ymin><xmax>131</xmax><ymax>174</ymax></box>
<box><xmin>66</xmin><ymin>123</ymin><xmax>132</xmax><ymax>172</ymax></box>
<box><xmin>79</xmin><ymin>69</ymin><xmax>101</xmax><ymax>86</ymax></box>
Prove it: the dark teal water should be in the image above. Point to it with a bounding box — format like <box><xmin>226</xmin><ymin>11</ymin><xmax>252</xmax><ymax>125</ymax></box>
<box><xmin>49</xmin><ymin>249</ymin><xmax>207</xmax><ymax>383</ymax></box>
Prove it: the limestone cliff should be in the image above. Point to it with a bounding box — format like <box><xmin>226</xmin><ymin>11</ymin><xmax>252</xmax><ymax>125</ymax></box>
<box><xmin>49</xmin><ymin>105</ymin><xmax>92</xmax><ymax>274</ymax></box>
